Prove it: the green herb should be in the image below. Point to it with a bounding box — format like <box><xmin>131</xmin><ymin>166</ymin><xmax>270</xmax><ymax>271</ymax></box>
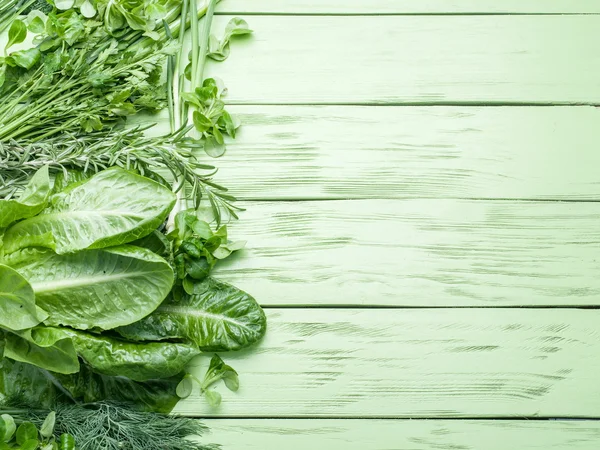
<box><xmin>177</xmin><ymin>354</ymin><xmax>239</xmax><ymax>407</ymax></box>
<box><xmin>0</xmin><ymin>399</ymin><xmax>217</xmax><ymax>450</ymax></box>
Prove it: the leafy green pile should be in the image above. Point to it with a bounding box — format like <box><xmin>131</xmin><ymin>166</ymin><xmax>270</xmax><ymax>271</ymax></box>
<box><xmin>0</xmin><ymin>166</ymin><xmax>266</xmax><ymax>413</ymax></box>
<box><xmin>0</xmin><ymin>0</ymin><xmax>264</xmax><ymax>446</ymax></box>
<box><xmin>0</xmin><ymin>0</ymin><xmax>252</xmax><ymax>219</ymax></box>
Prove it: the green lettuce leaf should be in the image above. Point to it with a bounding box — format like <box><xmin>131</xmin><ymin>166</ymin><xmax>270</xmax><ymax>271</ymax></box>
<box><xmin>3</xmin><ymin>331</ymin><xmax>79</xmax><ymax>374</ymax></box>
<box><xmin>0</xmin><ymin>360</ymin><xmax>182</xmax><ymax>413</ymax></box>
<box><xmin>0</xmin><ymin>166</ymin><xmax>51</xmax><ymax>228</ymax></box>
<box><xmin>117</xmin><ymin>277</ymin><xmax>267</xmax><ymax>351</ymax></box>
<box><xmin>2</xmin><ymin>168</ymin><xmax>176</xmax><ymax>254</ymax></box>
<box><xmin>0</xmin><ymin>264</ymin><xmax>48</xmax><ymax>331</ymax></box>
<box><xmin>33</xmin><ymin>327</ymin><xmax>200</xmax><ymax>382</ymax></box>
<box><xmin>5</xmin><ymin>246</ymin><xmax>174</xmax><ymax>330</ymax></box>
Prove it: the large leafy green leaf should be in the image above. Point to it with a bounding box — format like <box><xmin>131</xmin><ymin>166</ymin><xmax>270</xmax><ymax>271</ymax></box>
<box><xmin>0</xmin><ymin>166</ymin><xmax>51</xmax><ymax>228</ymax></box>
<box><xmin>2</xmin><ymin>168</ymin><xmax>176</xmax><ymax>254</ymax></box>
<box><xmin>3</xmin><ymin>331</ymin><xmax>79</xmax><ymax>374</ymax></box>
<box><xmin>0</xmin><ymin>360</ymin><xmax>182</xmax><ymax>413</ymax></box>
<box><xmin>0</xmin><ymin>359</ymin><xmax>63</xmax><ymax>408</ymax></box>
<box><xmin>33</xmin><ymin>327</ymin><xmax>199</xmax><ymax>382</ymax></box>
<box><xmin>6</xmin><ymin>246</ymin><xmax>174</xmax><ymax>330</ymax></box>
<box><xmin>0</xmin><ymin>265</ymin><xmax>48</xmax><ymax>331</ymax></box>
<box><xmin>117</xmin><ymin>277</ymin><xmax>267</xmax><ymax>351</ymax></box>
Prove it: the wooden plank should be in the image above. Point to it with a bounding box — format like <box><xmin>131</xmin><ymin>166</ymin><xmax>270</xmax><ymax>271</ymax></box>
<box><xmin>205</xmin><ymin>15</ymin><xmax>600</xmax><ymax>104</ymax></box>
<box><xmin>214</xmin><ymin>200</ymin><xmax>600</xmax><ymax>307</ymax></box>
<box><xmin>204</xmin><ymin>419</ymin><xmax>600</xmax><ymax>450</ymax></box>
<box><xmin>208</xmin><ymin>105</ymin><xmax>600</xmax><ymax>201</ymax></box>
<box><xmin>175</xmin><ymin>309</ymin><xmax>600</xmax><ymax>417</ymax></box>
<box><xmin>216</xmin><ymin>0</ymin><xmax>600</xmax><ymax>14</ymax></box>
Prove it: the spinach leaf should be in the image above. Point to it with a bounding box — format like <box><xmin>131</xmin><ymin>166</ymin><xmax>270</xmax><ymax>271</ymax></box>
<box><xmin>5</xmin><ymin>246</ymin><xmax>174</xmax><ymax>330</ymax></box>
<box><xmin>0</xmin><ymin>166</ymin><xmax>51</xmax><ymax>228</ymax></box>
<box><xmin>33</xmin><ymin>327</ymin><xmax>200</xmax><ymax>382</ymax></box>
<box><xmin>2</xmin><ymin>168</ymin><xmax>176</xmax><ymax>254</ymax></box>
<box><xmin>117</xmin><ymin>277</ymin><xmax>266</xmax><ymax>352</ymax></box>
<box><xmin>0</xmin><ymin>265</ymin><xmax>47</xmax><ymax>331</ymax></box>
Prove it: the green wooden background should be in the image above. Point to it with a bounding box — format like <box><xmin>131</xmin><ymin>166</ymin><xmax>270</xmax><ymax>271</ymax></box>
<box><xmin>171</xmin><ymin>1</ymin><xmax>600</xmax><ymax>448</ymax></box>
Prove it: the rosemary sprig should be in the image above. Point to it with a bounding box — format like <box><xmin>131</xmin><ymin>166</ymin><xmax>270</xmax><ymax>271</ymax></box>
<box><xmin>0</xmin><ymin>126</ymin><xmax>240</xmax><ymax>218</ymax></box>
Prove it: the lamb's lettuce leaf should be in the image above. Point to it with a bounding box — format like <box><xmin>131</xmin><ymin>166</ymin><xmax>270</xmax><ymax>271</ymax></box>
<box><xmin>0</xmin><ymin>166</ymin><xmax>51</xmax><ymax>228</ymax></box>
<box><xmin>32</xmin><ymin>327</ymin><xmax>200</xmax><ymax>382</ymax></box>
<box><xmin>117</xmin><ymin>277</ymin><xmax>266</xmax><ymax>351</ymax></box>
<box><xmin>2</xmin><ymin>168</ymin><xmax>176</xmax><ymax>254</ymax></box>
<box><xmin>5</xmin><ymin>246</ymin><xmax>174</xmax><ymax>330</ymax></box>
<box><xmin>0</xmin><ymin>264</ymin><xmax>48</xmax><ymax>331</ymax></box>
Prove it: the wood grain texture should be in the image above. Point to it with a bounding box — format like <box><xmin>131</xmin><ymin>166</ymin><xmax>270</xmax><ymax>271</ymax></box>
<box><xmin>206</xmin><ymin>105</ymin><xmax>600</xmax><ymax>201</ymax></box>
<box><xmin>205</xmin><ymin>419</ymin><xmax>600</xmax><ymax>450</ymax></box>
<box><xmin>214</xmin><ymin>200</ymin><xmax>600</xmax><ymax>307</ymax></box>
<box><xmin>205</xmin><ymin>15</ymin><xmax>600</xmax><ymax>104</ymax></box>
<box><xmin>175</xmin><ymin>309</ymin><xmax>600</xmax><ymax>417</ymax></box>
<box><xmin>216</xmin><ymin>0</ymin><xmax>600</xmax><ymax>14</ymax></box>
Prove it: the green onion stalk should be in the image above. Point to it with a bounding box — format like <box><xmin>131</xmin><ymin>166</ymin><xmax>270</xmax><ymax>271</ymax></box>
<box><xmin>0</xmin><ymin>0</ymin><xmax>238</xmax><ymax>220</ymax></box>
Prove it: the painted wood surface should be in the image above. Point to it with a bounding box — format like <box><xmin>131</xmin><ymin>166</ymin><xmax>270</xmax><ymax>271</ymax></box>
<box><xmin>214</xmin><ymin>200</ymin><xmax>600</xmax><ymax>307</ymax></box>
<box><xmin>175</xmin><ymin>309</ymin><xmax>600</xmax><ymax>417</ymax></box>
<box><xmin>204</xmin><ymin>105</ymin><xmax>600</xmax><ymax>201</ymax></box>
<box><xmin>205</xmin><ymin>419</ymin><xmax>600</xmax><ymax>450</ymax></box>
<box><xmin>216</xmin><ymin>0</ymin><xmax>600</xmax><ymax>14</ymax></box>
<box><xmin>205</xmin><ymin>15</ymin><xmax>600</xmax><ymax>105</ymax></box>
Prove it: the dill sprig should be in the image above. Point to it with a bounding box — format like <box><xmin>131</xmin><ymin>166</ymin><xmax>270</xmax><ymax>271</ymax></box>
<box><xmin>1</xmin><ymin>400</ymin><xmax>219</xmax><ymax>450</ymax></box>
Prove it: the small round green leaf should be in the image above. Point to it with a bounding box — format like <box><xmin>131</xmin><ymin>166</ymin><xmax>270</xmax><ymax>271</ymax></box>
<box><xmin>80</xmin><ymin>0</ymin><xmax>96</xmax><ymax>18</ymax></box>
<box><xmin>204</xmin><ymin>389</ymin><xmax>222</xmax><ymax>407</ymax></box>
<box><xmin>176</xmin><ymin>376</ymin><xmax>194</xmax><ymax>399</ymax></box>
<box><xmin>54</xmin><ymin>0</ymin><xmax>75</xmax><ymax>10</ymax></box>
<box><xmin>16</xmin><ymin>422</ymin><xmax>38</xmax><ymax>445</ymax></box>
<box><xmin>59</xmin><ymin>433</ymin><xmax>75</xmax><ymax>450</ymax></box>
<box><xmin>204</xmin><ymin>137</ymin><xmax>226</xmax><ymax>158</ymax></box>
<box><xmin>223</xmin><ymin>372</ymin><xmax>239</xmax><ymax>392</ymax></box>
